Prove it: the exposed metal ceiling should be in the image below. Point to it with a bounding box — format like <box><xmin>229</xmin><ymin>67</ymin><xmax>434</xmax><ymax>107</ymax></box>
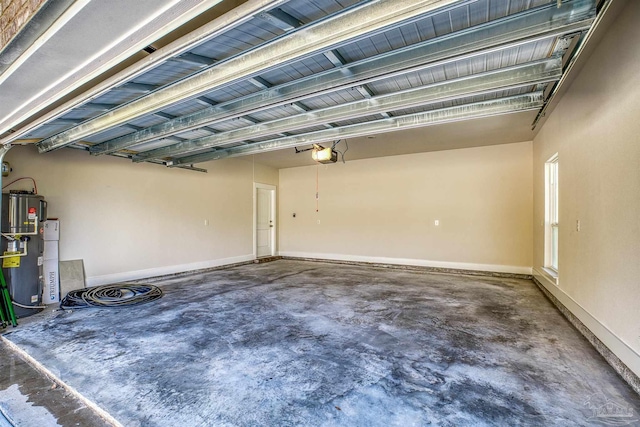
<box><xmin>3</xmin><ymin>0</ymin><xmax>598</xmax><ymax>172</ymax></box>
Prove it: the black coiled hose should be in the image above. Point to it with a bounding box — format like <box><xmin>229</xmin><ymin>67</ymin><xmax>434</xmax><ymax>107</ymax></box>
<box><xmin>60</xmin><ymin>284</ymin><xmax>163</xmax><ymax>309</ymax></box>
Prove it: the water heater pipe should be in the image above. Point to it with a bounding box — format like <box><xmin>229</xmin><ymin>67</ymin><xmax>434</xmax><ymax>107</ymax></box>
<box><xmin>0</xmin><ymin>144</ymin><xmax>11</xmax><ymax>223</ymax></box>
<box><xmin>0</xmin><ymin>240</ymin><xmax>28</xmax><ymax>260</ymax></box>
<box><xmin>0</xmin><ymin>144</ymin><xmax>18</xmax><ymax>326</ymax></box>
<box><xmin>0</xmin><ymin>145</ymin><xmax>35</xmax><ymax>259</ymax></box>
<box><xmin>1</xmin><ymin>218</ymin><xmax>39</xmax><ymax>239</ymax></box>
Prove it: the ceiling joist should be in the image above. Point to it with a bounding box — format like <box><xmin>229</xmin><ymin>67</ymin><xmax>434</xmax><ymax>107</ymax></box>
<box><xmin>170</xmin><ymin>93</ymin><xmax>544</xmax><ymax>166</ymax></box>
<box><xmin>4</xmin><ymin>0</ymin><xmax>598</xmax><ymax>170</ymax></box>
<box><xmin>37</xmin><ymin>0</ymin><xmax>466</xmax><ymax>153</ymax></box>
<box><xmin>87</xmin><ymin>2</ymin><xmax>594</xmax><ymax>157</ymax></box>
<box><xmin>135</xmin><ymin>58</ymin><xmax>562</xmax><ymax>162</ymax></box>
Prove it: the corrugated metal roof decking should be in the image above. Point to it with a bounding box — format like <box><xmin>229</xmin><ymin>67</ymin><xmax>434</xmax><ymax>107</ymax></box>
<box><xmin>12</xmin><ymin>0</ymin><xmax>595</xmax><ymax>171</ymax></box>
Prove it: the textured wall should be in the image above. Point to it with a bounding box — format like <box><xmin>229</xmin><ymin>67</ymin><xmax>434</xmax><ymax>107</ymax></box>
<box><xmin>0</xmin><ymin>0</ymin><xmax>46</xmax><ymax>50</ymax></box>
<box><xmin>279</xmin><ymin>141</ymin><xmax>533</xmax><ymax>273</ymax></box>
<box><xmin>533</xmin><ymin>1</ymin><xmax>640</xmax><ymax>363</ymax></box>
<box><xmin>4</xmin><ymin>145</ymin><xmax>279</xmax><ymax>281</ymax></box>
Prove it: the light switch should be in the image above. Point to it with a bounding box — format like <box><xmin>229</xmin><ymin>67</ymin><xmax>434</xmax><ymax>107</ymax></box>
<box><xmin>434</xmin><ymin>220</ymin><xmax>439</xmax><ymax>226</ymax></box>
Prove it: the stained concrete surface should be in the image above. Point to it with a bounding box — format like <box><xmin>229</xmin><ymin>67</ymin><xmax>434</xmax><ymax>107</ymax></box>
<box><xmin>2</xmin><ymin>260</ymin><xmax>640</xmax><ymax>426</ymax></box>
<box><xmin>0</xmin><ymin>341</ymin><xmax>111</xmax><ymax>427</ymax></box>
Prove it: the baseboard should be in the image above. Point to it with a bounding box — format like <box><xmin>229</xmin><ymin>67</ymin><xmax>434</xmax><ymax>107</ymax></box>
<box><xmin>85</xmin><ymin>254</ymin><xmax>255</xmax><ymax>287</ymax></box>
<box><xmin>279</xmin><ymin>251</ymin><xmax>532</xmax><ymax>278</ymax></box>
<box><xmin>532</xmin><ymin>267</ymin><xmax>640</xmax><ymax>395</ymax></box>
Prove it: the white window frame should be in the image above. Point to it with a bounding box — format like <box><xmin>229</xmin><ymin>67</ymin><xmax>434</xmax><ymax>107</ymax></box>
<box><xmin>544</xmin><ymin>154</ymin><xmax>559</xmax><ymax>275</ymax></box>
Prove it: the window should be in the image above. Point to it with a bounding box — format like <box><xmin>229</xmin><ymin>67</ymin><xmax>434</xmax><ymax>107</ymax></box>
<box><xmin>545</xmin><ymin>154</ymin><xmax>559</xmax><ymax>273</ymax></box>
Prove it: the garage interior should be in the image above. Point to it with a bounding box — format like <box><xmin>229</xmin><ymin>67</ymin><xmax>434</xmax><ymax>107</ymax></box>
<box><xmin>0</xmin><ymin>0</ymin><xmax>638</xmax><ymax>425</ymax></box>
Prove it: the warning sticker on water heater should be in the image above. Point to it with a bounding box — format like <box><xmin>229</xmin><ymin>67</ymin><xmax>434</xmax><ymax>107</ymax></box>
<box><xmin>2</xmin><ymin>251</ymin><xmax>21</xmax><ymax>268</ymax></box>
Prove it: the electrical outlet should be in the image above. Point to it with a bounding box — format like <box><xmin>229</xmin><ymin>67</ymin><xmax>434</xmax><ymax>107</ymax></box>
<box><xmin>204</xmin><ymin>219</ymin><xmax>209</xmax><ymax>226</ymax></box>
<box><xmin>317</xmin><ymin>219</ymin><xmax>321</xmax><ymax>225</ymax></box>
<box><xmin>434</xmin><ymin>220</ymin><xmax>439</xmax><ymax>226</ymax></box>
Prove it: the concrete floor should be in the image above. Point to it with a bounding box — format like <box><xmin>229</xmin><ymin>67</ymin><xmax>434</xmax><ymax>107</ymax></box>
<box><xmin>1</xmin><ymin>259</ymin><xmax>639</xmax><ymax>426</ymax></box>
<box><xmin>0</xmin><ymin>340</ymin><xmax>110</xmax><ymax>427</ymax></box>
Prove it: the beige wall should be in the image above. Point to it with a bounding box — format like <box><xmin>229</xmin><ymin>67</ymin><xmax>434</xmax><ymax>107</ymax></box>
<box><xmin>4</xmin><ymin>145</ymin><xmax>278</xmax><ymax>283</ymax></box>
<box><xmin>279</xmin><ymin>141</ymin><xmax>533</xmax><ymax>273</ymax></box>
<box><xmin>533</xmin><ymin>1</ymin><xmax>640</xmax><ymax>371</ymax></box>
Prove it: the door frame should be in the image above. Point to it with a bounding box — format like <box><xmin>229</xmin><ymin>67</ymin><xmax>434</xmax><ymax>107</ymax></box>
<box><xmin>253</xmin><ymin>182</ymin><xmax>277</xmax><ymax>259</ymax></box>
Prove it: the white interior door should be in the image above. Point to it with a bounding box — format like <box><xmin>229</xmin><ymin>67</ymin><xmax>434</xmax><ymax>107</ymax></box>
<box><xmin>255</xmin><ymin>185</ymin><xmax>275</xmax><ymax>258</ymax></box>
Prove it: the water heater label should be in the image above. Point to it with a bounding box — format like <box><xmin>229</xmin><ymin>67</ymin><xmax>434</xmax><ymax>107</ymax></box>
<box><xmin>2</xmin><ymin>252</ymin><xmax>21</xmax><ymax>268</ymax></box>
<box><xmin>31</xmin><ymin>295</ymin><xmax>38</xmax><ymax>303</ymax></box>
<box><xmin>28</xmin><ymin>207</ymin><xmax>37</xmax><ymax>220</ymax></box>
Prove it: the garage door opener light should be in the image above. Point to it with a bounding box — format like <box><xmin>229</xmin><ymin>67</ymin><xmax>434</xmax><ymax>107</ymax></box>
<box><xmin>311</xmin><ymin>144</ymin><xmax>337</xmax><ymax>164</ymax></box>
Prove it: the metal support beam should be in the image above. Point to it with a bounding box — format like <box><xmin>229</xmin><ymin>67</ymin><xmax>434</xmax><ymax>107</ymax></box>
<box><xmin>87</xmin><ymin>2</ymin><xmax>594</xmax><ymax>156</ymax></box>
<box><xmin>172</xmin><ymin>53</ymin><xmax>217</xmax><ymax>67</ymax></box>
<box><xmin>354</xmin><ymin>85</ymin><xmax>390</xmax><ymax>117</ymax></box>
<box><xmin>258</xmin><ymin>9</ymin><xmax>303</xmax><ymax>31</ymax></box>
<box><xmin>51</xmin><ymin>118</ymin><xmax>83</xmax><ymax>125</ymax></box>
<box><xmin>170</xmin><ymin>92</ymin><xmax>544</xmax><ymax>165</ymax></box>
<box><xmin>134</xmin><ymin>58</ymin><xmax>560</xmax><ymax>161</ymax></box>
<box><xmin>79</xmin><ymin>103</ymin><xmax>119</xmax><ymax>111</ymax></box>
<box><xmin>195</xmin><ymin>97</ymin><xmax>217</xmax><ymax>107</ymax></box>
<box><xmin>289</xmin><ymin>101</ymin><xmax>332</xmax><ymax>128</ymax></box>
<box><xmin>289</xmin><ymin>102</ymin><xmax>309</xmax><ymax>113</ymax></box>
<box><xmin>354</xmin><ymin>85</ymin><xmax>373</xmax><ymax>98</ymax></box>
<box><xmin>2</xmin><ymin>0</ymin><xmax>288</xmax><ymax>145</ymax></box>
<box><xmin>324</xmin><ymin>50</ymin><xmax>346</xmax><ymax>67</ymax></box>
<box><xmin>154</xmin><ymin>112</ymin><xmax>176</xmax><ymax>120</ymax></box>
<box><xmin>247</xmin><ymin>77</ymin><xmax>272</xmax><ymax>90</ymax></box>
<box><xmin>167</xmin><ymin>135</ymin><xmax>187</xmax><ymax>142</ymax></box>
<box><xmin>153</xmin><ymin>111</ymin><xmax>215</xmax><ymax>134</ymax></box>
<box><xmin>241</xmin><ymin>116</ymin><xmax>260</xmax><ymax>125</ymax></box>
<box><xmin>37</xmin><ymin>0</ymin><xmax>469</xmax><ymax>152</ymax></box>
<box><xmin>115</xmin><ymin>83</ymin><xmax>158</xmax><ymax>93</ymax></box>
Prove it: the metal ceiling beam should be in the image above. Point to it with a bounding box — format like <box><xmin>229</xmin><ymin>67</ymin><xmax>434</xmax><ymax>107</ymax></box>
<box><xmin>170</xmin><ymin>92</ymin><xmax>544</xmax><ymax>165</ymax></box>
<box><xmin>79</xmin><ymin>103</ymin><xmax>119</xmax><ymax>111</ymax></box>
<box><xmin>37</xmin><ymin>0</ymin><xmax>467</xmax><ymax>153</ymax></box>
<box><xmin>258</xmin><ymin>9</ymin><xmax>303</xmax><ymax>31</ymax></box>
<box><xmin>288</xmin><ymin>102</ymin><xmax>334</xmax><ymax>128</ymax></box>
<box><xmin>289</xmin><ymin>103</ymin><xmax>309</xmax><ymax>113</ymax></box>
<box><xmin>115</xmin><ymin>83</ymin><xmax>159</xmax><ymax>93</ymax></box>
<box><xmin>51</xmin><ymin>118</ymin><xmax>83</xmax><ymax>125</ymax></box>
<box><xmin>532</xmin><ymin>0</ymin><xmax>612</xmax><ymax>129</ymax></box>
<box><xmin>154</xmin><ymin>111</ymin><xmax>177</xmax><ymax>120</ymax></box>
<box><xmin>247</xmin><ymin>77</ymin><xmax>272</xmax><ymax>90</ymax></box>
<box><xmin>241</xmin><ymin>116</ymin><xmax>261</xmax><ymax>125</ymax></box>
<box><xmin>134</xmin><ymin>58</ymin><xmax>560</xmax><ymax>161</ymax></box>
<box><xmin>152</xmin><ymin>110</ymin><xmax>217</xmax><ymax>135</ymax></box>
<box><xmin>87</xmin><ymin>1</ymin><xmax>594</xmax><ymax>156</ymax></box>
<box><xmin>171</xmin><ymin>53</ymin><xmax>217</xmax><ymax>67</ymax></box>
<box><xmin>323</xmin><ymin>50</ymin><xmax>346</xmax><ymax>67</ymax></box>
<box><xmin>3</xmin><ymin>0</ymin><xmax>288</xmax><ymax>146</ymax></box>
<box><xmin>194</xmin><ymin>97</ymin><xmax>217</xmax><ymax>107</ymax></box>
<box><xmin>354</xmin><ymin>85</ymin><xmax>375</xmax><ymax>99</ymax></box>
<box><xmin>167</xmin><ymin>135</ymin><xmax>187</xmax><ymax>142</ymax></box>
<box><xmin>353</xmin><ymin>84</ymin><xmax>391</xmax><ymax>117</ymax></box>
